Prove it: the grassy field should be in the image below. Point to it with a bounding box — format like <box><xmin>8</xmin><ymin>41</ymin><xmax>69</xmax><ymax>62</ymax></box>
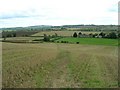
<box><xmin>32</xmin><ymin>31</ymin><xmax>101</xmax><ymax>36</ymax></box>
<box><xmin>2</xmin><ymin>42</ymin><xmax>118</xmax><ymax>88</ymax></box>
<box><xmin>56</xmin><ymin>37</ymin><xmax>118</xmax><ymax>46</ymax></box>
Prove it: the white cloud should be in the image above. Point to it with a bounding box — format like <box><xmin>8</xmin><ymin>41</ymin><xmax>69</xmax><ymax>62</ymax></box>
<box><xmin>0</xmin><ymin>0</ymin><xmax>119</xmax><ymax>28</ymax></box>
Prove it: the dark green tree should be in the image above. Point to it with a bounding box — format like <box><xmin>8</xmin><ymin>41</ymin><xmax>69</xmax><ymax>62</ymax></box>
<box><xmin>13</xmin><ymin>33</ymin><xmax>16</xmax><ymax>37</ymax></box>
<box><xmin>108</xmin><ymin>32</ymin><xmax>117</xmax><ymax>39</ymax></box>
<box><xmin>3</xmin><ymin>35</ymin><xmax>6</xmax><ymax>40</ymax></box>
<box><xmin>78</xmin><ymin>32</ymin><xmax>82</xmax><ymax>37</ymax></box>
<box><xmin>78</xmin><ymin>32</ymin><xmax>82</xmax><ymax>35</ymax></box>
<box><xmin>99</xmin><ymin>32</ymin><xmax>106</xmax><ymax>38</ymax></box>
<box><xmin>92</xmin><ymin>33</ymin><xmax>98</xmax><ymax>38</ymax></box>
<box><xmin>73</xmin><ymin>32</ymin><xmax>77</xmax><ymax>37</ymax></box>
<box><xmin>43</xmin><ymin>34</ymin><xmax>50</xmax><ymax>42</ymax></box>
<box><xmin>6</xmin><ymin>34</ymin><xmax>12</xmax><ymax>37</ymax></box>
<box><xmin>118</xmin><ymin>33</ymin><xmax>120</xmax><ymax>38</ymax></box>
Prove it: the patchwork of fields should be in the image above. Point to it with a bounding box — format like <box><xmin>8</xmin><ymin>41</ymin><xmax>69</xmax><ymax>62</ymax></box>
<box><xmin>2</xmin><ymin>42</ymin><xmax>118</xmax><ymax>88</ymax></box>
<box><xmin>32</xmin><ymin>31</ymin><xmax>101</xmax><ymax>36</ymax></box>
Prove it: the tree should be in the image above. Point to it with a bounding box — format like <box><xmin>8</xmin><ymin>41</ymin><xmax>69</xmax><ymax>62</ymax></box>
<box><xmin>118</xmin><ymin>33</ymin><xmax>120</xmax><ymax>38</ymax></box>
<box><xmin>73</xmin><ymin>32</ymin><xmax>77</xmax><ymax>37</ymax></box>
<box><xmin>78</xmin><ymin>32</ymin><xmax>82</xmax><ymax>37</ymax></box>
<box><xmin>93</xmin><ymin>33</ymin><xmax>98</xmax><ymax>38</ymax></box>
<box><xmin>99</xmin><ymin>32</ymin><xmax>105</xmax><ymax>38</ymax></box>
<box><xmin>43</xmin><ymin>34</ymin><xmax>50</xmax><ymax>42</ymax></box>
<box><xmin>108</xmin><ymin>32</ymin><xmax>117</xmax><ymax>39</ymax></box>
<box><xmin>89</xmin><ymin>33</ymin><xmax>93</xmax><ymax>37</ymax></box>
<box><xmin>55</xmin><ymin>33</ymin><xmax>58</xmax><ymax>37</ymax></box>
<box><xmin>13</xmin><ymin>33</ymin><xmax>16</xmax><ymax>37</ymax></box>
<box><xmin>3</xmin><ymin>35</ymin><xmax>6</xmax><ymax>40</ymax></box>
<box><xmin>78</xmin><ymin>32</ymin><xmax>82</xmax><ymax>35</ymax></box>
<box><xmin>6</xmin><ymin>34</ymin><xmax>12</xmax><ymax>37</ymax></box>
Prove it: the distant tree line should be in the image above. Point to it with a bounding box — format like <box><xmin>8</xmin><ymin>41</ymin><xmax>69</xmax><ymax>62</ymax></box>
<box><xmin>2</xmin><ymin>32</ymin><xmax>16</xmax><ymax>40</ymax></box>
<box><xmin>2</xmin><ymin>30</ymin><xmax>38</xmax><ymax>39</ymax></box>
<box><xmin>73</xmin><ymin>32</ymin><xmax>118</xmax><ymax>39</ymax></box>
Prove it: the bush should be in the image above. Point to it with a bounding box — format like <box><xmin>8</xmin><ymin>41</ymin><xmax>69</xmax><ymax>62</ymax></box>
<box><xmin>92</xmin><ymin>33</ymin><xmax>98</xmax><ymax>38</ymax></box>
<box><xmin>61</xmin><ymin>41</ymin><xmax>64</xmax><ymax>43</ymax></box>
<box><xmin>51</xmin><ymin>40</ymin><xmax>54</xmax><ymax>42</ymax></box>
<box><xmin>64</xmin><ymin>41</ymin><xmax>66</xmax><ymax>43</ymax></box>
<box><xmin>33</xmin><ymin>39</ymin><xmax>42</xmax><ymax>41</ymax></box>
<box><xmin>76</xmin><ymin>42</ymin><xmax>79</xmax><ymax>44</ymax></box>
<box><xmin>61</xmin><ymin>41</ymin><xmax>66</xmax><ymax>43</ymax></box>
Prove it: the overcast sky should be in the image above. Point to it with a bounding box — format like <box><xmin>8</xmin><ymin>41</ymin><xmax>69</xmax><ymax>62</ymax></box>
<box><xmin>0</xmin><ymin>0</ymin><xmax>119</xmax><ymax>28</ymax></box>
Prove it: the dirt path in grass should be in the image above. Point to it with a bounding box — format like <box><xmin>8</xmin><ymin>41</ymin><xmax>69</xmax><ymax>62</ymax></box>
<box><xmin>41</xmin><ymin>44</ymin><xmax>80</xmax><ymax>88</ymax></box>
<box><xmin>52</xmin><ymin>51</ymin><xmax>71</xmax><ymax>87</ymax></box>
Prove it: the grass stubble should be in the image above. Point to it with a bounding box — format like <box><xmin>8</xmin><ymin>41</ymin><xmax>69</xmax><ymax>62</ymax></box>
<box><xmin>2</xmin><ymin>42</ymin><xmax>118</xmax><ymax>88</ymax></box>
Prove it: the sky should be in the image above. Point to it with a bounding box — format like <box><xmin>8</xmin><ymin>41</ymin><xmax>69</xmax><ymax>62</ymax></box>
<box><xmin>0</xmin><ymin>0</ymin><xmax>119</xmax><ymax>28</ymax></box>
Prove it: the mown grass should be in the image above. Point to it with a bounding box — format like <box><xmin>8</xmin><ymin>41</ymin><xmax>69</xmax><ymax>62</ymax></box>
<box><xmin>56</xmin><ymin>37</ymin><xmax>118</xmax><ymax>46</ymax></box>
<box><xmin>2</xmin><ymin>42</ymin><xmax>118</xmax><ymax>88</ymax></box>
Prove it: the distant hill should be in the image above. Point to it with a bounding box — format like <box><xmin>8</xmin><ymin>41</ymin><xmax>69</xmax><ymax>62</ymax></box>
<box><xmin>0</xmin><ymin>25</ymin><xmax>52</xmax><ymax>31</ymax></box>
<box><xmin>0</xmin><ymin>25</ymin><xmax>118</xmax><ymax>31</ymax></box>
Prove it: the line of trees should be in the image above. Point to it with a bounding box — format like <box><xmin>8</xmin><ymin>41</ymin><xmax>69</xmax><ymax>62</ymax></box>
<box><xmin>2</xmin><ymin>33</ymin><xmax>16</xmax><ymax>38</ymax></box>
<box><xmin>43</xmin><ymin>33</ymin><xmax>58</xmax><ymax>42</ymax></box>
<box><xmin>2</xmin><ymin>32</ymin><xmax>16</xmax><ymax>40</ymax></box>
<box><xmin>73</xmin><ymin>32</ymin><xmax>118</xmax><ymax>39</ymax></box>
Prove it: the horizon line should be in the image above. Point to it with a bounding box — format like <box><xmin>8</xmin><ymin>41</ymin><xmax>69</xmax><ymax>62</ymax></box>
<box><xmin>0</xmin><ymin>24</ymin><xmax>118</xmax><ymax>29</ymax></box>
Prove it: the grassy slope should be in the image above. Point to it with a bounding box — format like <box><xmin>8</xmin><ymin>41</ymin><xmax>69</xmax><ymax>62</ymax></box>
<box><xmin>2</xmin><ymin>42</ymin><xmax>118</xmax><ymax>88</ymax></box>
<box><xmin>56</xmin><ymin>37</ymin><xmax>118</xmax><ymax>46</ymax></box>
